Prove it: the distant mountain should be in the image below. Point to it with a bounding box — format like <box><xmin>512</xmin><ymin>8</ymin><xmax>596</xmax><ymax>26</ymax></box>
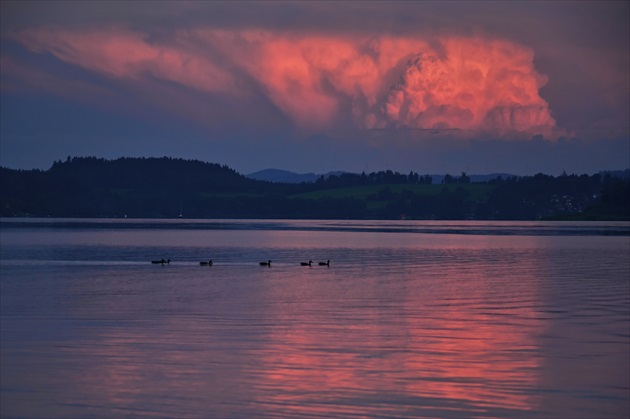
<box><xmin>247</xmin><ymin>168</ymin><xmax>347</xmax><ymax>184</ymax></box>
<box><xmin>247</xmin><ymin>169</ymin><xmax>317</xmax><ymax>183</ymax></box>
<box><xmin>248</xmin><ymin>169</ymin><xmax>514</xmax><ymax>185</ymax></box>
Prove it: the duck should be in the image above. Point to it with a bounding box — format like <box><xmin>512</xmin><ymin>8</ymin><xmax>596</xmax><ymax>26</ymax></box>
<box><xmin>300</xmin><ymin>260</ymin><xmax>313</xmax><ymax>266</ymax></box>
<box><xmin>151</xmin><ymin>258</ymin><xmax>170</xmax><ymax>265</ymax></box>
<box><xmin>200</xmin><ymin>260</ymin><xmax>213</xmax><ymax>266</ymax></box>
<box><xmin>260</xmin><ymin>260</ymin><xmax>272</xmax><ymax>267</ymax></box>
<box><xmin>318</xmin><ymin>260</ymin><xmax>330</xmax><ymax>267</ymax></box>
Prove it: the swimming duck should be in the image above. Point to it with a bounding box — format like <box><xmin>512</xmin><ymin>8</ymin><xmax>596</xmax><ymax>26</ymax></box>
<box><xmin>318</xmin><ymin>260</ymin><xmax>330</xmax><ymax>266</ymax></box>
<box><xmin>300</xmin><ymin>260</ymin><xmax>313</xmax><ymax>266</ymax></box>
<box><xmin>260</xmin><ymin>260</ymin><xmax>272</xmax><ymax>267</ymax></box>
<box><xmin>200</xmin><ymin>260</ymin><xmax>213</xmax><ymax>266</ymax></box>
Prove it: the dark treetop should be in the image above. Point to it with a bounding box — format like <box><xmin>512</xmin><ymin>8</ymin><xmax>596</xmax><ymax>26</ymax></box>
<box><xmin>1</xmin><ymin>157</ymin><xmax>628</xmax><ymax>220</ymax></box>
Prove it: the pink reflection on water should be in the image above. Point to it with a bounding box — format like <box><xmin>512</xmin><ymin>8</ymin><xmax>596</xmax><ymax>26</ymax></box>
<box><xmin>53</xmin><ymin>251</ymin><xmax>546</xmax><ymax>417</ymax></box>
<box><xmin>3</xmin><ymin>224</ymin><xmax>628</xmax><ymax>418</ymax></box>
<box><xmin>250</xmin><ymin>251</ymin><xmax>546</xmax><ymax>417</ymax></box>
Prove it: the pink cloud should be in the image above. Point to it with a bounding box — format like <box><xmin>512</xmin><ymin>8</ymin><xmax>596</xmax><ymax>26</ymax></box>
<box><xmin>12</xmin><ymin>26</ymin><xmax>562</xmax><ymax>139</ymax></box>
<box><xmin>372</xmin><ymin>37</ymin><xmax>558</xmax><ymax>138</ymax></box>
<box><xmin>15</xmin><ymin>26</ymin><xmax>237</xmax><ymax>95</ymax></box>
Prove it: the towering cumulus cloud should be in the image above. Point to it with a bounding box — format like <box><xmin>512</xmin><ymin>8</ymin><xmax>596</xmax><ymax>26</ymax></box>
<box><xmin>12</xmin><ymin>27</ymin><xmax>559</xmax><ymax>139</ymax></box>
<box><xmin>373</xmin><ymin>37</ymin><xmax>556</xmax><ymax>137</ymax></box>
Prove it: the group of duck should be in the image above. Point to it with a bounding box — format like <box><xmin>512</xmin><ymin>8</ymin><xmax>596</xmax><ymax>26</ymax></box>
<box><xmin>151</xmin><ymin>258</ymin><xmax>330</xmax><ymax>267</ymax></box>
<box><xmin>260</xmin><ymin>260</ymin><xmax>330</xmax><ymax>267</ymax></box>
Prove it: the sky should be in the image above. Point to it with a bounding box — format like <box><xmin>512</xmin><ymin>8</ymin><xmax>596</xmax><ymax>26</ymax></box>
<box><xmin>1</xmin><ymin>1</ymin><xmax>628</xmax><ymax>176</ymax></box>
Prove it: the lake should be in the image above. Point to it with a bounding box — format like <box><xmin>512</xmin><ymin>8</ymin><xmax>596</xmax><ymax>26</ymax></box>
<box><xmin>1</xmin><ymin>219</ymin><xmax>629</xmax><ymax>419</ymax></box>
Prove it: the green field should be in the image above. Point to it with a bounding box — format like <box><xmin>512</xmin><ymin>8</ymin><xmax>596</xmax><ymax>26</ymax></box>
<box><xmin>292</xmin><ymin>183</ymin><xmax>496</xmax><ymax>201</ymax></box>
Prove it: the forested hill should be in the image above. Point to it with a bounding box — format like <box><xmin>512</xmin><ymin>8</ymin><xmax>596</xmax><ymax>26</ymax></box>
<box><xmin>46</xmin><ymin>156</ymin><xmax>259</xmax><ymax>192</ymax></box>
<box><xmin>1</xmin><ymin>157</ymin><xmax>628</xmax><ymax>220</ymax></box>
<box><xmin>0</xmin><ymin>157</ymin><xmax>270</xmax><ymax>218</ymax></box>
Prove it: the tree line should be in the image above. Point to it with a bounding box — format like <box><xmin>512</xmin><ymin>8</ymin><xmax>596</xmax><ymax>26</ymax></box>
<box><xmin>1</xmin><ymin>157</ymin><xmax>628</xmax><ymax>220</ymax></box>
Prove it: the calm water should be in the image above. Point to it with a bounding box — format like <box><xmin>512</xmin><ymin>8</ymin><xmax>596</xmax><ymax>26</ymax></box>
<box><xmin>1</xmin><ymin>219</ymin><xmax>629</xmax><ymax>419</ymax></box>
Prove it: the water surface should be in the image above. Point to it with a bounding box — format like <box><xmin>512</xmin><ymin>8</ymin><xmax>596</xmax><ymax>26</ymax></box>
<box><xmin>1</xmin><ymin>219</ymin><xmax>629</xmax><ymax>418</ymax></box>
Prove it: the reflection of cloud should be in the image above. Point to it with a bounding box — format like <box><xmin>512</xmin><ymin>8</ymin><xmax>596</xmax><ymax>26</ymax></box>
<box><xmin>13</xmin><ymin>26</ymin><xmax>561</xmax><ymax>139</ymax></box>
<box><xmin>252</xmin><ymin>246</ymin><xmax>546</xmax><ymax>416</ymax></box>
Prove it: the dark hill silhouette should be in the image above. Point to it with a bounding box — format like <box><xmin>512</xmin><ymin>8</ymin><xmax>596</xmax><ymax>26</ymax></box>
<box><xmin>1</xmin><ymin>157</ymin><xmax>628</xmax><ymax>220</ymax></box>
<box><xmin>48</xmin><ymin>156</ymin><xmax>258</xmax><ymax>192</ymax></box>
<box><xmin>1</xmin><ymin>156</ymin><xmax>275</xmax><ymax>218</ymax></box>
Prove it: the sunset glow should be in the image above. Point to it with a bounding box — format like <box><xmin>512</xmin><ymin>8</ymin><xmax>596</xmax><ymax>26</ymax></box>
<box><xmin>13</xmin><ymin>27</ymin><xmax>559</xmax><ymax>138</ymax></box>
<box><xmin>1</xmin><ymin>0</ymin><xmax>627</xmax><ymax>176</ymax></box>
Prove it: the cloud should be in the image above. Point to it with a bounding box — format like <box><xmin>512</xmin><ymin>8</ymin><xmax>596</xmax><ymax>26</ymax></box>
<box><xmin>14</xmin><ymin>26</ymin><xmax>238</xmax><ymax>94</ymax></box>
<box><xmin>369</xmin><ymin>37</ymin><xmax>558</xmax><ymax>138</ymax></box>
<box><xmin>11</xmin><ymin>26</ymin><xmax>563</xmax><ymax>139</ymax></box>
